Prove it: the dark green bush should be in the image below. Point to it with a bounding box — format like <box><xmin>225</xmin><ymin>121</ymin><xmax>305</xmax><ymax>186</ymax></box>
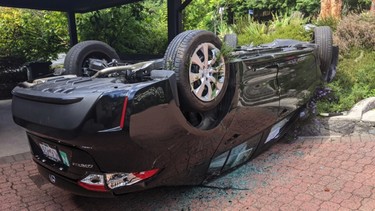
<box><xmin>0</xmin><ymin>56</ymin><xmax>28</xmax><ymax>99</ymax></box>
<box><xmin>343</xmin><ymin>0</ymin><xmax>372</xmax><ymax>13</ymax></box>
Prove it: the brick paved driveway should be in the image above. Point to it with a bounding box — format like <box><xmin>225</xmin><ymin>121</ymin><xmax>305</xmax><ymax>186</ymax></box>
<box><xmin>1</xmin><ymin>135</ymin><xmax>375</xmax><ymax>211</ymax></box>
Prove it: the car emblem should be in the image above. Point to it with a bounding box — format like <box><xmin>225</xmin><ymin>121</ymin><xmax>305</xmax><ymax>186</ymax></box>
<box><xmin>49</xmin><ymin>174</ymin><xmax>56</xmax><ymax>183</ymax></box>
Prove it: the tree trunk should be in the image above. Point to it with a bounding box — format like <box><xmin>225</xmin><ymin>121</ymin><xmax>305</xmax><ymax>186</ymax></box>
<box><xmin>332</xmin><ymin>0</ymin><xmax>343</xmax><ymax>18</ymax></box>
<box><xmin>320</xmin><ymin>0</ymin><xmax>331</xmax><ymax>19</ymax></box>
<box><xmin>320</xmin><ymin>0</ymin><xmax>342</xmax><ymax>19</ymax></box>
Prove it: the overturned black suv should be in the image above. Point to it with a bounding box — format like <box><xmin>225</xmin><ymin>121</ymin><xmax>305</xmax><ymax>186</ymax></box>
<box><xmin>12</xmin><ymin>27</ymin><xmax>338</xmax><ymax>197</ymax></box>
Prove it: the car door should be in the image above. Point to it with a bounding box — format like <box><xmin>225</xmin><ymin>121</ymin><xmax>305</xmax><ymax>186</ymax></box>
<box><xmin>276</xmin><ymin>49</ymin><xmax>320</xmax><ymax>119</ymax></box>
<box><xmin>236</xmin><ymin>57</ymin><xmax>281</xmax><ymax>133</ymax></box>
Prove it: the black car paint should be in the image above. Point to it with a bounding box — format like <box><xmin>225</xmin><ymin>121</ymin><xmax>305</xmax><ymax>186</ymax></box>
<box><xmin>12</xmin><ymin>40</ymin><xmax>321</xmax><ymax>196</ymax></box>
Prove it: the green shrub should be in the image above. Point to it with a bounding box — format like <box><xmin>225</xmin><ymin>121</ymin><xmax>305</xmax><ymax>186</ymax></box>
<box><xmin>235</xmin><ymin>12</ymin><xmax>310</xmax><ymax>46</ymax></box>
<box><xmin>234</xmin><ymin>18</ymin><xmax>269</xmax><ymax>45</ymax></box>
<box><xmin>0</xmin><ymin>8</ymin><xmax>69</xmax><ymax>61</ymax></box>
<box><xmin>317</xmin><ymin>49</ymin><xmax>375</xmax><ymax>112</ymax></box>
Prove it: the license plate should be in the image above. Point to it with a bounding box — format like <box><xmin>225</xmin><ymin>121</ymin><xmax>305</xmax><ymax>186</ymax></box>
<box><xmin>39</xmin><ymin>143</ymin><xmax>61</xmax><ymax>162</ymax></box>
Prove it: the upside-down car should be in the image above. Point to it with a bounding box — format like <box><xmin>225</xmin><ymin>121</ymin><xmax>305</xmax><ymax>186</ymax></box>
<box><xmin>12</xmin><ymin>27</ymin><xmax>338</xmax><ymax>197</ymax></box>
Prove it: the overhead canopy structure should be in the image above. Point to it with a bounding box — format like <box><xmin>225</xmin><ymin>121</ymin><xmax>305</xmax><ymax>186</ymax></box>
<box><xmin>0</xmin><ymin>0</ymin><xmax>192</xmax><ymax>46</ymax></box>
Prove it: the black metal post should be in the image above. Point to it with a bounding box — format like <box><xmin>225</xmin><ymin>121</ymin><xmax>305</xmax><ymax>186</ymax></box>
<box><xmin>67</xmin><ymin>11</ymin><xmax>78</xmax><ymax>47</ymax></box>
<box><xmin>167</xmin><ymin>0</ymin><xmax>182</xmax><ymax>43</ymax></box>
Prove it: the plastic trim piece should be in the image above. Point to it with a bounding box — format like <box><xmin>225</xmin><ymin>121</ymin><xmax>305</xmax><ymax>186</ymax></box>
<box><xmin>12</xmin><ymin>91</ymin><xmax>83</xmax><ymax>104</ymax></box>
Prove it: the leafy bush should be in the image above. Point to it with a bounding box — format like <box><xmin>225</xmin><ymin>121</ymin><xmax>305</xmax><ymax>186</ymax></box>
<box><xmin>334</xmin><ymin>13</ymin><xmax>375</xmax><ymax>53</ymax></box>
<box><xmin>77</xmin><ymin>2</ymin><xmax>168</xmax><ymax>55</ymax></box>
<box><xmin>0</xmin><ymin>8</ymin><xmax>69</xmax><ymax>61</ymax></box>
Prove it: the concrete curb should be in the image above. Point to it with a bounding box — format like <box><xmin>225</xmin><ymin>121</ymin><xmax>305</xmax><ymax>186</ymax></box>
<box><xmin>329</xmin><ymin>97</ymin><xmax>375</xmax><ymax>122</ymax></box>
<box><xmin>297</xmin><ymin>97</ymin><xmax>375</xmax><ymax>137</ymax></box>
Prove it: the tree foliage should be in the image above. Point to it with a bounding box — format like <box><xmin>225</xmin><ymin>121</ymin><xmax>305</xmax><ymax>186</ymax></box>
<box><xmin>77</xmin><ymin>1</ymin><xmax>168</xmax><ymax>55</ymax></box>
<box><xmin>0</xmin><ymin>7</ymin><xmax>69</xmax><ymax>61</ymax></box>
<box><xmin>0</xmin><ymin>0</ymin><xmax>373</xmax><ymax>62</ymax></box>
<box><xmin>296</xmin><ymin>0</ymin><xmax>321</xmax><ymax>15</ymax></box>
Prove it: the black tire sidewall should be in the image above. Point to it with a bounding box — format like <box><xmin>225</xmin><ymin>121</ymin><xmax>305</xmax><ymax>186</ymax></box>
<box><xmin>64</xmin><ymin>41</ymin><xmax>120</xmax><ymax>76</ymax></box>
<box><xmin>314</xmin><ymin>26</ymin><xmax>333</xmax><ymax>82</ymax></box>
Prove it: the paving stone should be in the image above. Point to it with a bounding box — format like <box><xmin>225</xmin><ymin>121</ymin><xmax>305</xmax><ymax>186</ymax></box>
<box><xmin>340</xmin><ymin>195</ymin><xmax>363</xmax><ymax>210</ymax></box>
<box><xmin>319</xmin><ymin>201</ymin><xmax>341</xmax><ymax>211</ymax></box>
<box><xmin>353</xmin><ymin>185</ymin><xmax>373</xmax><ymax>198</ymax></box>
<box><xmin>330</xmin><ymin>190</ymin><xmax>352</xmax><ymax>204</ymax></box>
<box><xmin>360</xmin><ymin>198</ymin><xmax>375</xmax><ymax>211</ymax></box>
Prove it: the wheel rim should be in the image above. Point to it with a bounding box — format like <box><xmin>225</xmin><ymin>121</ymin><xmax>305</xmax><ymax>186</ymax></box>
<box><xmin>189</xmin><ymin>43</ymin><xmax>226</xmax><ymax>102</ymax></box>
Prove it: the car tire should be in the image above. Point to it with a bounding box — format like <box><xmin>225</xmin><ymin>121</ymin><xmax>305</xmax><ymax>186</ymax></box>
<box><xmin>314</xmin><ymin>26</ymin><xmax>333</xmax><ymax>82</ymax></box>
<box><xmin>64</xmin><ymin>40</ymin><xmax>120</xmax><ymax>76</ymax></box>
<box><xmin>164</xmin><ymin>30</ymin><xmax>229</xmax><ymax>112</ymax></box>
